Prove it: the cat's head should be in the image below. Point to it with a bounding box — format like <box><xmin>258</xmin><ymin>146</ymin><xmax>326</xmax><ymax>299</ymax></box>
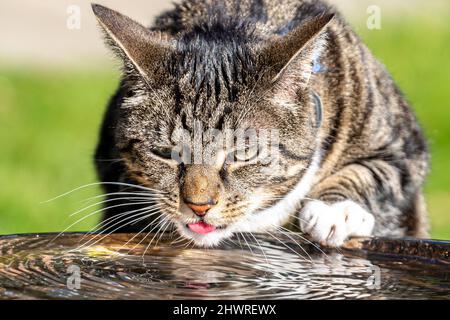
<box><xmin>92</xmin><ymin>4</ymin><xmax>333</xmax><ymax>246</ymax></box>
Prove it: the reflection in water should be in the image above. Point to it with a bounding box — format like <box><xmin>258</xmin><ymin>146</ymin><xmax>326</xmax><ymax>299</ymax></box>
<box><xmin>0</xmin><ymin>233</ymin><xmax>448</xmax><ymax>299</ymax></box>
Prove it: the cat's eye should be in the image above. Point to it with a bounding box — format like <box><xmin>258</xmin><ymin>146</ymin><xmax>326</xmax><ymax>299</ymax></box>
<box><xmin>233</xmin><ymin>145</ymin><xmax>259</xmax><ymax>163</ymax></box>
<box><xmin>150</xmin><ymin>147</ymin><xmax>173</xmax><ymax>160</ymax></box>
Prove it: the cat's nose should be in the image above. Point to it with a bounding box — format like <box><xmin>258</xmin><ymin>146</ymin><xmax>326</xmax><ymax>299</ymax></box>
<box><xmin>185</xmin><ymin>200</ymin><xmax>217</xmax><ymax>217</ymax></box>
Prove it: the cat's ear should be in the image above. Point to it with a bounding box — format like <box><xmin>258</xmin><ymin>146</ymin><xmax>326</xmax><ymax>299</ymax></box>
<box><xmin>259</xmin><ymin>14</ymin><xmax>334</xmax><ymax>92</ymax></box>
<box><xmin>92</xmin><ymin>4</ymin><xmax>174</xmax><ymax>81</ymax></box>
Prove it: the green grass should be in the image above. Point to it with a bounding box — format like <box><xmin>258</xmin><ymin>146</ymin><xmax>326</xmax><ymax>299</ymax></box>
<box><xmin>0</xmin><ymin>17</ymin><xmax>449</xmax><ymax>239</ymax></box>
<box><xmin>0</xmin><ymin>68</ymin><xmax>119</xmax><ymax>234</ymax></box>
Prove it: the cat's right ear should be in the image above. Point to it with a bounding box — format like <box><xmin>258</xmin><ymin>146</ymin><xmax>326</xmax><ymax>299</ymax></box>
<box><xmin>92</xmin><ymin>4</ymin><xmax>174</xmax><ymax>81</ymax></box>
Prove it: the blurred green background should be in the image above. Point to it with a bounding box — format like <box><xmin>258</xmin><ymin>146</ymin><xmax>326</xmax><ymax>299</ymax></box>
<box><xmin>0</xmin><ymin>1</ymin><xmax>449</xmax><ymax>239</ymax></box>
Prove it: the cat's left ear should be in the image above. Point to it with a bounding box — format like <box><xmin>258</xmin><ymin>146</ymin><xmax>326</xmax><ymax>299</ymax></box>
<box><xmin>258</xmin><ymin>14</ymin><xmax>334</xmax><ymax>92</ymax></box>
<box><xmin>92</xmin><ymin>4</ymin><xmax>174</xmax><ymax>82</ymax></box>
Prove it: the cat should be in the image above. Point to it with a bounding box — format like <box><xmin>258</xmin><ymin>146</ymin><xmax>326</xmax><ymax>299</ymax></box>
<box><xmin>92</xmin><ymin>0</ymin><xmax>429</xmax><ymax>248</ymax></box>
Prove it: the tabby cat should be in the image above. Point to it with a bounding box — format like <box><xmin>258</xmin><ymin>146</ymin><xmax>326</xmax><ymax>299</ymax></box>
<box><xmin>92</xmin><ymin>0</ymin><xmax>429</xmax><ymax>247</ymax></box>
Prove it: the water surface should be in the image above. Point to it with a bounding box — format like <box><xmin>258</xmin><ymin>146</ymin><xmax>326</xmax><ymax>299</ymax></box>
<box><xmin>0</xmin><ymin>233</ymin><xmax>448</xmax><ymax>299</ymax></box>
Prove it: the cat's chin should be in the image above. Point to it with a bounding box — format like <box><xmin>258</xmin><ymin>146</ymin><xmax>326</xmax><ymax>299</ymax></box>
<box><xmin>176</xmin><ymin>223</ymin><xmax>234</xmax><ymax>247</ymax></box>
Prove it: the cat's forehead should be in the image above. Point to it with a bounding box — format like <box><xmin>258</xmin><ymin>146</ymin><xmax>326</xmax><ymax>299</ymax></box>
<box><xmin>121</xmin><ymin>31</ymin><xmax>268</xmax><ymax>137</ymax></box>
<box><xmin>172</xmin><ymin>32</ymin><xmax>256</xmax><ymax>101</ymax></box>
<box><xmin>164</xmin><ymin>41</ymin><xmax>258</xmax><ymax>130</ymax></box>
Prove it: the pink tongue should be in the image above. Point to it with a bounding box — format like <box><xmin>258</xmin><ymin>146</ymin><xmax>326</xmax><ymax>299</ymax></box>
<box><xmin>187</xmin><ymin>221</ymin><xmax>216</xmax><ymax>234</ymax></box>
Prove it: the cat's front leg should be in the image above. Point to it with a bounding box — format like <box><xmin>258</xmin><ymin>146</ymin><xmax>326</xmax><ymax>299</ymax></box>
<box><xmin>298</xmin><ymin>162</ymin><xmax>396</xmax><ymax>247</ymax></box>
<box><xmin>299</xmin><ymin>200</ymin><xmax>375</xmax><ymax>247</ymax></box>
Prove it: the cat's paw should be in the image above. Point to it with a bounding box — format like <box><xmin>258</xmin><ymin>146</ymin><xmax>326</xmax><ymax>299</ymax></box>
<box><xmin>299</xmin><ymin>200</ymin><xmax>375</xmax><ymax>247</ymax></box>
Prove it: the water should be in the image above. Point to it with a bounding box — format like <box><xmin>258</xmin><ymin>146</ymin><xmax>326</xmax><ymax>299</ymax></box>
<box><xmin>0</xmin><ymin>233</ymin><xmax>448</xmax><ymax>299</ymax></box>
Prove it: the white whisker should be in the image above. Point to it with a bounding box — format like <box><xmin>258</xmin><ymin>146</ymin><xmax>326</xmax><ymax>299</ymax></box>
<box><xmin>50</xmin><ymin>201</ymin><xmax>157</xmax><ymax>243</ymax></box>
<box><xmin>41</xmin><ymin>181</ymin><xmax>166</xmax><ymax>204</ymax></box>
<box><xmin>75</xmin><ymin>209</ymin><xmax>162</xmax><ymax>251</ymax></box>
<box><xmin>81</xmin><ymin>204</ymin><xmax>164</xmax><ymax>240</ymax></box>
<box><xmin>266</xmin><ymin>230</ymin><xmax>309</xmax><ymax>262</ymax></box>
<box><xmin>275</xmin><ymin>227</ymin><xmax>313</xmax><ymax>263</ymax></box>
<box><xmin>278</xmin><ymin>225</ymin><xmax>328</xmax><ymax>257</ymax></box>
<box><xmin>69</xmin><ymin>197</ymin><xmax>159</xmax><ymax>217</ymax></box>
<box><xmin>80</xmin><ymin>192</ymin><xmax>165</xmax><ymax>205</ymax></box>
<box><xmin>239</xmin><ymin>232</ymin><xmax>254</xmax><ymax>255</ymax></box>
<box><xmin>247</xmin><ymin>232</ymin><xmax>270</xmax><ymax>266</ymax></box>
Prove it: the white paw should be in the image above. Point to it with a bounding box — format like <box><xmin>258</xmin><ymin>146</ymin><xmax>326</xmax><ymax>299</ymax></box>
<box><xmin>299</xmin><ymin>200</ymin><xmax>375</xmax><ymax>247</ymax></box>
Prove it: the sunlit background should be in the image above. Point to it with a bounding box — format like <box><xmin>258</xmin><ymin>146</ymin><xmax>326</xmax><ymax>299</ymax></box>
<box><xmin>0</xmin><ymin>0</ymin><xmax>449</xmax><ymax>239</ymax></box>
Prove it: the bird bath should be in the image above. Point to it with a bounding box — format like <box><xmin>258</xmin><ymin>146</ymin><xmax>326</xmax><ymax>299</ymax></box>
<box><xmin>0</xmin><ymin>232</ymin><xmax>448</xmax><ymax>299</ymax></box>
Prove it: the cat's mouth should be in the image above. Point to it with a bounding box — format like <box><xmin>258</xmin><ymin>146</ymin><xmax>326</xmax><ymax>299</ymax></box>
<box><xmin>185</xmin><ymin>221</ymin><xmax>226</xmax><ymax>234</ymax></box>
<box><xmin>176</xmin><ymin>220</ymin><xmax>233</xmax><ymax>247</ymax></box>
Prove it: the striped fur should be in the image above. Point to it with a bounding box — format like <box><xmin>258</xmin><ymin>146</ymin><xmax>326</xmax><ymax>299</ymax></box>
<box><xmin>93</xmin><ymin>0</ymin><xmax>429</xmax><ymax>246</ymax></box>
